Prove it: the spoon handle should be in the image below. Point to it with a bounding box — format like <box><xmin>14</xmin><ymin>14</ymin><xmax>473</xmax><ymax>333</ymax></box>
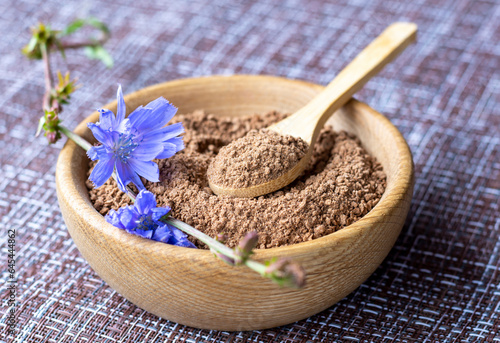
<box><xmin>269</xmin><ymin>22</ymin><xmax>417</xmax><ymax>144</ymax></box>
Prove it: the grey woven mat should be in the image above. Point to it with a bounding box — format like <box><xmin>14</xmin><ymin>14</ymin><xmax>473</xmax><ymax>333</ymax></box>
<box><xmin>1</xmin><ymin>0</ymin><xmax>499</xmax><ymax>342</ymax></box>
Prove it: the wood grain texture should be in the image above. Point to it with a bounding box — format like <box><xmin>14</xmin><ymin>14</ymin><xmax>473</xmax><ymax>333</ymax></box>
<box><xmin>55</xmin><ymin>75</ymin><xmax>414</xmax><ymax>331</ymax></box>
<box><xmin>208</xmin><ymin>22</ymin><xmax>417</xmax><ymax>198</ymax></box>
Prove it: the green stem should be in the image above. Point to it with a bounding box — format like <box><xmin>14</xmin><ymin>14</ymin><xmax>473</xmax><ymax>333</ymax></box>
<box><xmin>58</xmin><ymin>124</ymin><xmax>92</xmax><ymax>151</ymax></box>
<box><xmin>245</xmin><ymin>259</ymin><xmax>267</xmax><ymax>275</ymax></box>
<box><xmin>40</xmin><ymin>43</ymin><xmax>53</xmax><ymax>110</ymax></box>
<box><xmin>166</xmin><ymin>218</ymin><xmax>234</xmax><ymax>256</ymax></box>
<box><xmin>166</xmin><ymin>217</ymin><xmax>267</xmax><ymax>277</ymax></box>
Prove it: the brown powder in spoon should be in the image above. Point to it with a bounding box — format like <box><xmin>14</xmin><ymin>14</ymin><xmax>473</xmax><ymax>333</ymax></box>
<box><xmin>87</xmin><ymin>110</ymin><xmax>386</xmax><ymax>249</ymax></box>
<box><xmin>207</xmin><ymin>129</ymin><xmax>309</xmax><ymax>189</ymax></box>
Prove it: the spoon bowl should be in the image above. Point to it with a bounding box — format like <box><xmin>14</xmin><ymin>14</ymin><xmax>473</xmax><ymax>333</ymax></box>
<box><xmin>208</xmin><ymin>22</ymin><xmax>417</xmax><ymax>198</ymax></box>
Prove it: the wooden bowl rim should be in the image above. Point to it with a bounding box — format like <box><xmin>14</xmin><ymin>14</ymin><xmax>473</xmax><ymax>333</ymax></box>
<box><xmin>56</xmin><ymin>74</ymin><xmax>413</xmax><ymax>260</ymax></box>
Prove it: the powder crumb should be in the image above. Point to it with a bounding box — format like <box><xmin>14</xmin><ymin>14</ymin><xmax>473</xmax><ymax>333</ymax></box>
<box><xmin>87</xmin><ymin>110</ymin><xmax>386</xmax><ymax>249</ymax></box>
<box><xmin>207</xmin><ymin>129</ymin><xmax>309</xmax><ymax>188</ymax></box>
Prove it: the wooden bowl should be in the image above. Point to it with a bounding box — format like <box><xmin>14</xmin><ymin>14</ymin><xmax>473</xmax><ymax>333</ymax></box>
<box><xmin>56</xmin><ymin>75</ymin><xmax>414</xmax><ymax>331</ymax></box>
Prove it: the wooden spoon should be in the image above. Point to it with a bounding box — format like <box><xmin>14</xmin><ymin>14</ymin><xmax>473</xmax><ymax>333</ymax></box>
<box><xmin>208</xmin><ymin>22</ymin><xmax>417</xmax><ymax>198</ymax></box>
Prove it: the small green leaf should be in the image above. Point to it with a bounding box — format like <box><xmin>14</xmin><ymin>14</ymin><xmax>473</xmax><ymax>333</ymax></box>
<box><xmin>22</xmin><ymin>36</ymin><xmax>42</xmax><ymax>59</ymax></box>
<box><xmin>61</xmin><ymin>19</ymin><xmax>86</xmax><ymax>36</ymax></box>
<box><xmin>85</xmin><ymin>45</ymin><xmax>114</xmax><ymax>68</ymax></box>
<box><xmin>25</xmin><ymin>36</ymin><xmax>38</xmax><ymax>53</ymax></box>
<box><xmin>36</xmin><ymin>116</ymin><xmax>46</xmax><ymax>137</ymax></box>
<box><xmin>86</xmin><ymin>17</ymin><xmax>110</xmax><ymax>34</ymax></box>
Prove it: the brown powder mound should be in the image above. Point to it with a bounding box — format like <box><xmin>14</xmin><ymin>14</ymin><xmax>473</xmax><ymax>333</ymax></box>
<box><xmin>87</xmin><ymin>110</ymin><xmax>386</xmax><ymax>249</ymax></box>
<box><xmin>207</xmin><ymin>129</ymin><xmax>309</xmax><ymax>188</ymax></box>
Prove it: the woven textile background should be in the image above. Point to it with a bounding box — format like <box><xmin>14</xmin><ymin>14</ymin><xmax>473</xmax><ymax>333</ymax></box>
<box><xmin>1</xmin><ymin>0</ymin><xmax>499</xmax><ymax>342</ymax></box>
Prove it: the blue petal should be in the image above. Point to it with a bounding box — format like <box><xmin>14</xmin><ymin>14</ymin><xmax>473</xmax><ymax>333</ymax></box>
<box><xmin>114</xmin><ymin>166</ymin><xmax>128</xmax><ymax>191</ymax></box>
<box><xmin>131</xmin><ymin>228</ymin><xmax>154</xmax><ymax>240</ymax></box>
<box><xmin>128</xmin><ymin>168</ymin><xmax>147</xmax><ymax>191</ymax></box>
<box><xmin>87</xmin><ymin>146</ymin><xmax>98</xmax><ymax>160</ymax></box>
<box><xmin>168</xmin><ymin>136</ymin><xmax>185</xmax><ymax>152</ymax></box>
<box><xmin>129</xmin><ymin>159</ymin><xmax>159</xmax><ymax>183</ymax></box>
<box><xmin>87</xmin><ymin>145</ymin><xmax>103</xmax><ymax>161</ymax></box>
<box><xmin>116</xmin><ymin>85</ymin><xmax>126</xmax><ymax>125</ymax></box>
<box><xmin>87</xmin><ymin>145</ymin><xmax>109</xmax><ymax>161</ymax></box>
<box><xmin>134</xmin><ymin>190</ymin><xmax>157</xmax><ymax>215</ymax></box>
<box><xmin>174</xmin><ymin>238</ymin><xmax>197</xmax><ymax>248</ymax></box>
<box><xmin>151</xmin><ymin>207</ymin><xmax>171</xmax><ymax>221</ymax></box>
<box><xmin>117</xmin><ymin>117</ymin><xmax>131</xmax><ymax>134</ymax></box>
<box><xmin>128</xmin><ymin>99</ymin><xmax>178</xmax><ymax>133</ymax></box>
<box><xmin>146</xmin><ymin>97</ymin><xmax>178</xmax><ymax>127</ymax></box>
<box><xmin>171</xmin><ymin>226</ymin><xmax>188</xmax><ymax>239</ymax></box>
<box><xmin>105</xmin><ymin>209</ymin><xmax>125</xmax><ymax>229</ymax></box>
<box><xmin>130</xmin><ymin>141</ymin><xmax>164</xmax><ymax>161</ymax></box>
<box><xmin>115</xmin><ymin>161</ymin><xmax>146</xmax><ymax>192</ymax></box>
<box><xmin>151</xmin><ymin>224</ymin><xmax>173</xmax><ymax>243</ymax></box>
<box><xmin>118</xmin><ymin>207</ymin><xmax>140</xmax><ymax>231</ymax></box>
<box><xmin>142</xmin><ymin>122</ymin><xmax>185</xmax><ymax>143</ymax></box>
<box><xmin>156</xmin><ymin>142</ymin><xmax>177</xmax><ymax>159</ymax></box>
<box><xmin>88</xmin><ymin>123</ymin><xmax>114</xmax><ymax>146</ymax></box>
<box><xmin>167</xmin><ymin>225</ymin><xmax>196</xmax><ymax>248</ymax></box>
<box><xmin>88</xmin><ymin>157</ymin><xmax>115</xmax><ymax>188</ymax></box>
<box><xmin>127</xmin><ymin>106</ymin><xmax>152</xmax><ymax>135</ymax></box>
<box><xmin>146</xmin><ymin>96</ymin><xmax>173</xmax><ymax>112</ymax></box>
<box><xmin>98</xmin><ymin>109</ymin><xmax>115</xmax><ymax>131</ymax></box>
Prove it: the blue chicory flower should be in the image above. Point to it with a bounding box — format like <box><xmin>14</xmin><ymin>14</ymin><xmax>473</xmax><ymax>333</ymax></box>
<box><xmin>105</xmin><ymin>190</ymin><xmax>196</xmax><ymax>248</ymax></box>
<box><xmin>87</xmin><ymin>85</ymin><xmax>185</xmax><ymax>192</ymax></box>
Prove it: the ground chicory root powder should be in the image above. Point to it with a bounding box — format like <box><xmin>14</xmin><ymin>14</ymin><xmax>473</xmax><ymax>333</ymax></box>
<box><xmin>87</xmin><ymin>110</ymin><xmax>386</xmax><ymax>249</ymax></box>
<box><xmin>207</xmin><ymin>129</ymin><xmax>309</xmax><ymax>188</ymax></box>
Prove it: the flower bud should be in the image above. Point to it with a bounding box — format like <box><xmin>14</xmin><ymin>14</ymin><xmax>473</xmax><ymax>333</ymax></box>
<box><xmin>46</xmin><ymin>131</ymin><xmax>58</xmax><ymax>144</ymax></box>
<box><xmin>283</xmin><ymin>261</ymin><xmax>306</xmax><ymax>288</ymax></box>
<box><xmin>234</xmin><ymin>231</ymin><xmax>258</xmax><ymax>265</ymax></box>
<box><xmin>265</xmin><ymin>258</ymin><xmax>306</xmax><ymax>288</ymax></box>
<box><xmin>238</xmin><ymin>231</ymin><xmax>258</xmax><ymax>255</ymax></box>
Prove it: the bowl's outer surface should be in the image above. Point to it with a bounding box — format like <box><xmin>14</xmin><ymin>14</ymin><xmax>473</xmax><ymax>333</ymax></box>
<box><xmin>56</xmin><ymin>75</ymin><xmax>414</xmax><ymax>331</ymax></box>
